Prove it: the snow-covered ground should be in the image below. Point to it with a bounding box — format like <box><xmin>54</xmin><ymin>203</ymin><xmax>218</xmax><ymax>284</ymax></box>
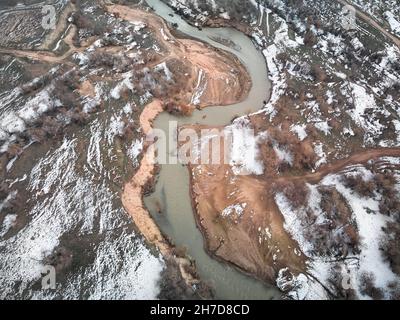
<box><xmin>160</xmin><ymin>0</ymin><xmax>400</xmax><ymax>300</ymax></box>
<box><xmin>0</xmin><ymin>117</ymin><xmax>164</xmax><ymax>299</ymax></box>
<box><xmin>0</xmin><ymin>0</ymin><xmax>169</xmax><ymax>299</ymax></box>
<box><xmin>275</xmin><ymin>159</ymin><xmax>400</xmax><ymax>300</ymax></box>
<box><xmin>349</xmin><ymin>0</ymin><xmax>400</xmax><ymax>37</ymax></box>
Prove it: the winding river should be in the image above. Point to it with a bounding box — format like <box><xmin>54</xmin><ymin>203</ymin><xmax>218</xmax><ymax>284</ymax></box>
<box><xmin>144</xmin><ymin>0</ymin><xmax>281</xmax><ymax>299</ymax></box>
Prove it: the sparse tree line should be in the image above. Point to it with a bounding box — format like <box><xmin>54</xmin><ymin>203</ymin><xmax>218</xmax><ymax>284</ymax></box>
<box><xmin>0</xmin><ymin>69</ymin><xmax>96</xmax><ymax>184</ymax></box>
<box><xmin>254</xmin><ymin>124</ymin><xmax>317</xmax><ymax>174</ymax></box>
<box><xmin>270</xmin><ymin>0</ymin><xmax>400</xmax><ymax>94</ymax></box>
<box><xmin>342</xmin><ymin>168</ymin><xmax>400</xmax><ymax>222</ymax></box>
<box><xmin>272</xmin><ymin>166</ymin><xmax>400</xmax><ymax>299</ymax></box>
<box><xmin>275</xmin><ymin>180</ymin><xmax>360</xmax><ymax>258</ymax></box>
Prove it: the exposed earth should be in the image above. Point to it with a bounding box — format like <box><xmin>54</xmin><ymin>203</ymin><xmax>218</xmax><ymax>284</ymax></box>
<box><xmin>0</xmin><ymin>0</ymin><xmax>400</xmax><ymax>301</ymax></box>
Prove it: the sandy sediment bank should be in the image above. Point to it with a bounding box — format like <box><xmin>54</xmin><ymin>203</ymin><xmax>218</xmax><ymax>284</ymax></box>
<box><xmin>107</xmin><ymin>5</ymin><xmax>251</xmax><ymax>111</ymax></box>
<box><xmin>186</xmin><ymin>122</ymin><xmax>400</xmax><ymax>289</ymax></box>
<box><xmin>181</xmin><ymin>125</ymin><xmax>307</xmax><ymax>285</ymax></box>
<box><xmin>122</xmin><ymin>100</ymin><xmax>206</xmax><ymax>290</ymax></box>
<box><xmin>116</xmin><ymin>4</ymin><xmax>253</xmax><ymax>293</ymax></box>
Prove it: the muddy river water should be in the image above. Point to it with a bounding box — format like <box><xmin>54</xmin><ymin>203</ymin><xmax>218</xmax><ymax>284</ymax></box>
<box><xmin>144</xmin><ymin>0</ymin><xmax>281</xmax><ymax>299</ymax></box>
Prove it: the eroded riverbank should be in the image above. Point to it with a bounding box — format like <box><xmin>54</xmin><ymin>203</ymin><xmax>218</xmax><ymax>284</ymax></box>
<box><xmin>141</xmin><ymin>0</ymin><xmax>281</xmax><ymax>299</ymax></box>
<box><xmin>116</xmin><ymin>1</ymin><xmax>266</xmax><ymax>298</ymax></box>
<box><xmin>143</xmin><ymin>0</ymin><xmax>400</xmax><ymax>300</ymax></box>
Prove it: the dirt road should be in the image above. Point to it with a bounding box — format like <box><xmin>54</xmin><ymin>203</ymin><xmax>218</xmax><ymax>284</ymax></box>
<box><xmin>270</xmin><ymin>147</ymin><xmax>400</xmax><ymax>185</ymax></box>
<box><xmin>0</xmin><ymin>1</ymin><xmax>80</xmax><ymax>64</ymax></box>
<box><xmin>337</xmin><ymin>0</ymin><xmax>400</xmax><ymax>49</ymax></box>
<box><xmin>187</xmin><ymin>129</ymin><xmax>400</xmax><ymax>285</ymax></box>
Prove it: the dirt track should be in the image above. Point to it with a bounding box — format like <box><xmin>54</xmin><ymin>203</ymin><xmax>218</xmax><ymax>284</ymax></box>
<box><xmin>337</xmin><ymin>0</ymin><xmax>400</xmax><ymax>49</ymax></box>
<box><xmin>0</xmin><ymin>1</ymin><xmax>79</xmax><ymax>64</ymax></box>
<box><xmin>269</xmin><ymin>147</ymin><xmax>400</xmax><ymax>185</ymax></box>
<box><xmin>187</xmin><ymin>125</ymin><xmax>400</xmax><ymax>284</ymax></box>
<box><xmin>0</xmin><ymin>45</ymin><xmax>75</xmax><ymax>64</ymax></box>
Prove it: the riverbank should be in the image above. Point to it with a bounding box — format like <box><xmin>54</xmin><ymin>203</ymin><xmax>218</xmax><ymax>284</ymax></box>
<box><xmin>122</xmin><ymin>101</ymin><xmax>205</xmax><ymax>294</ymax></box>
<box><xmin>115</xmin><ymin>3</ymin><xmax>254</xmax><ymax>297</ymax></box>
<box><xmin>107</xmin><ymin>5</ymin><xmax>251</xmax><ymax>111</ymax></box>
<box><xmin>186</xmin><ymin>123</ymin><xmax>400</xmax><ymax>289</ymax></box>
<box><xmin>141</xmin><ymin>0</ymin><xmax>284</xmax><ymax>300</ymax></box>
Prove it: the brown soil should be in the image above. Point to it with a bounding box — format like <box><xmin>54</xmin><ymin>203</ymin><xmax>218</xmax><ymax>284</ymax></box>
<box><xmin>112</xmin><ymin>4</ymin><xmax>252</xmax><ymax>290</ymax></box>
<box><xmin>77</xmin><ymin>80</ymin><xmax>96</xmax><ymax>98</ymax></box>
<box><xmin>185</xmin><ymin>123</ymin><xmax>400</xmax><ymax>286</ymax></box>
<box><xmin>182</xmin><ymin>126</ymin><xmax>307</xmax><ymax>284</ymax></box>
<box><xmin>0</xmin><ymin>46</ymin><xmax>75</xmax><ymax>65</ymax></box>
<box><xmin>107</xmin><ymin>5</ymin><xmax>251</xmax><ymax>109</ymax></box>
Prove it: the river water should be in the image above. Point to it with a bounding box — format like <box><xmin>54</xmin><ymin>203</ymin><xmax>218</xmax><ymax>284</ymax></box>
<box><xmin>144</xmin><ymin>0</ymin><xmax>281</xmax><ymax>299</ymax></box>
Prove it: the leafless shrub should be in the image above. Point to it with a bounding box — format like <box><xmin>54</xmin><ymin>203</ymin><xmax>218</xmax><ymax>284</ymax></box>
<box><xmin>43</xmin><ymin>246</ymin><xmax>73</xmax><ymax>274</ymax></box>
<box><xmin>88</xmin><ymin>52</ymin><xmax>116</xmax><ymax>68</ymax></box>
<box><xmin>157</xmin><ymin>257</ymin><xmax>211</xmax><ymax>300</ymax></box>
<box><xmin>118</xmin><ymin>121</ymin><xmax>135</xmax><ymax>140</ymax></box>
<box><xmin>53</xmin><ymin>71</ymin><xmax>80</xmax><ymax>109</ymax></box>
<box><xmin>303</xmin><ymin>30</ymin><xmax>317</xmax><ymax>46</ymax></box>
<box><xmin>387</xmin><ymin>281</ymin><xmax>400</xmax><ymax>300</ymax></box>
<box><xmin>26</xmin><ymin>128</ymin><xmax>47</xmax><ymax>143</ymax></box>
<box><xmin>319</xmin><ymin>187</ymin><xmax>359</xmax><ymax>254</ymax></box>
<box><xmin>292</xmin><ymin>140</ymin><xmax>316</xmax><ymax>171</ymax></box>
<box><xmin>374</xmin><ymin>173</ymin><xmax>396</xmax><ymax>194</ymax></box>
<box><xmin>21</xmin><ymin>75</ymin><xmax>52</xmax><ymax>95</ymax></box>
<box><xmin>276</xmin><ymin>52</ymin><xmax>290</xmax><ymax>64</ymax></box>
<box><xmin>41</xmin><ymin>116</ymin><xmax>62</xmax><ymax>138</ymax></box>
<box><xmin>379</xmin><ymin>197</ymin><xmax>400</xmax><ymax>221</ymax></box>
<box><xmin>71</xmin><ymin>11</ymin><xmax>109</xmax><ymax>38</ymax></box>
<box><xmin>0</xmin><ymin>182</ymin><xmax>8</xmax><ymax>201</ymax></box>
<box><xmin>5</xmin><ymin>143</ymin><xmax>22</xmax><ymax>160</ymax></box>
<box><xmin>342</xmin><ymin>174</ymin><xmax>375</xmax><ymax>198</ymax></box>
<box><xmin>260</xmin><ymin>126</ymin><xmax>317</xmax><ymax>173</ymax></box>
<box><xmin>380</xmin><ymin>222</ymin><xmax>400</xmax><ymax>277</ymax></box>
<box><xmin>373</xmin><ymin>173</ymin><xmax>400</xmax><ymax>220</ymax></box>
<box><xmin>280</xmin><ymin>185</ymin><xmax>359</xmax><ymax>258</ymax></box>
<box><xmin>328</xmin><ymin>266</ymin><xmax>358</xmax><ymax>299</ymax></box>
<box><xmin>163</xmin><ymin>101</ymin><xmax>193</xmax><ymax>116</ymax></box>
<box><xmin>69</xmin><ymin>109</ymin><xmax>89</xmax><ymax>125</ymax></box>
<box><xmin>71</xmin><ymin>12</ymin><xmax>93</xmax><ymax>30</ymax></box>
<box><xmin>172</xmin><ymin>246</ymin><xmax>187</xmax><ymax>258</ymax></box>
<box><xmin>274</xmin><ymin>180</ymin><xmax>309</xmax><ymax>208</ymax></box>
<box><xmin>359</xmin><ymin>272</ymin><xmax>384</xmax><ymax>300</ymax></box>
<box><xmin>311</xmin><ymin>64</ymin><xmax>327</xmax><ymax>82</ymax></box>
